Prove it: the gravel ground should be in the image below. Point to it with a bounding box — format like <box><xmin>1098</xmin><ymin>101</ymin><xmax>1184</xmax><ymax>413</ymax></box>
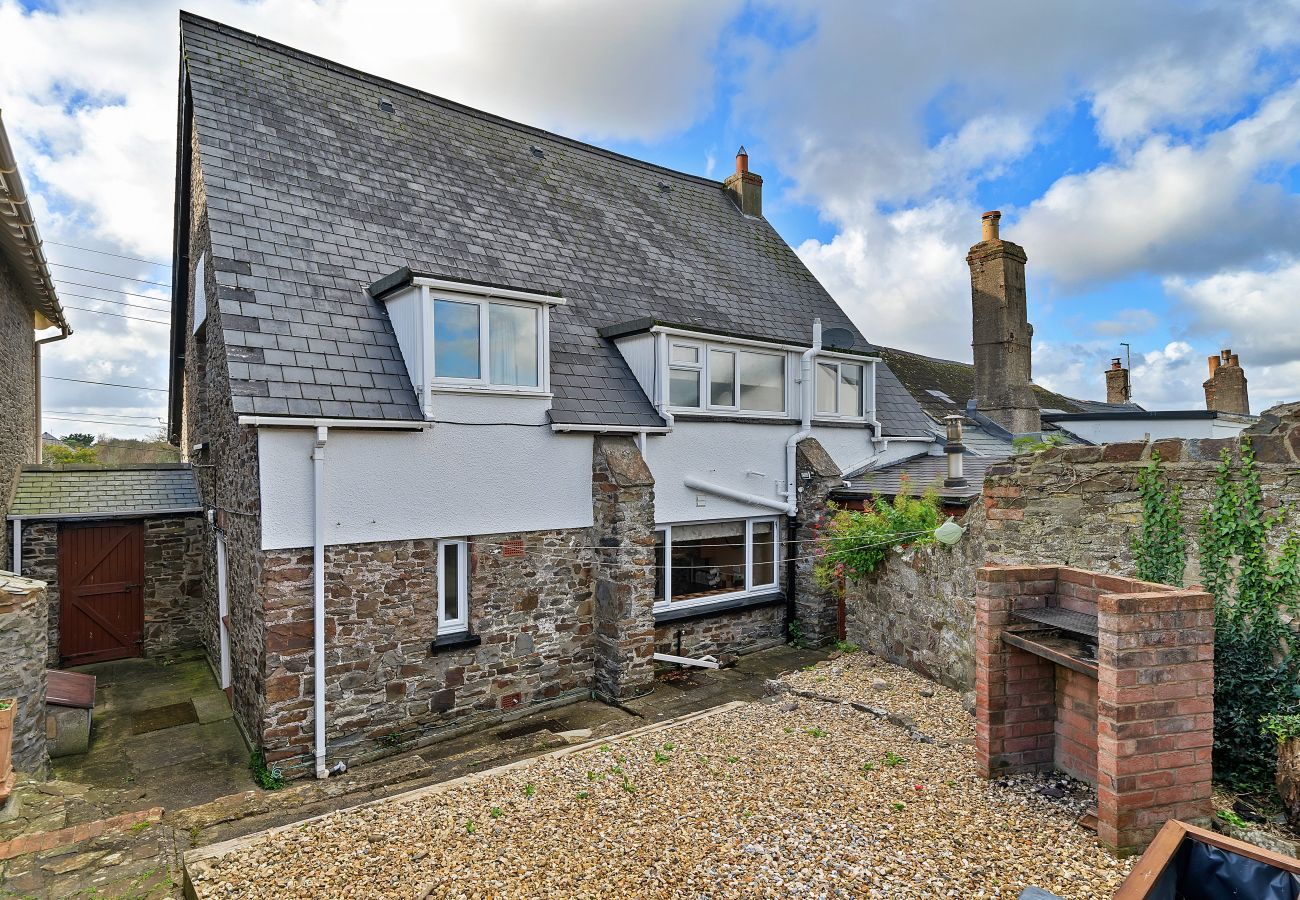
<box><xmin>189</xmin><ymin>654</ymin><xmax>1132</xmax><ymax>899</ymax></box>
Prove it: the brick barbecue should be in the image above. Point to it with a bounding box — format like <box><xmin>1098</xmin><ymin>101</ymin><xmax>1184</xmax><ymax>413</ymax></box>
<box><xmin>975</xmin><ymin>564</ymin><xmax>1214</xmax><ymax>856</ymax></box>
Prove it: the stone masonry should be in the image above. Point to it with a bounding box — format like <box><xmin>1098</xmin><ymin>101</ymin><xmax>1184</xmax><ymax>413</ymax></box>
<box><xmin>0</xmin><ymin>256</ymin><xmax>36</xmax><ymax>553</ymax></box>
<box><xmin>16</xmin><ymin>516</ymin><xmax>203</xmax><ymax>666</ymax></box>
<box><xmin>844</xmin><ymin>402</ymin><xmax>1300</xmax><ymax>693</ymax></box>
<box><xmin>0</xmin><ymin>573</ymin><xmax>48</xmax><ymax>774</ymax></box>
<box><xmin>258</xmin><ymin>529</ymin><xmax>596</xmax><ymax>767</ymax></box>
<box><xmin>792</xmin><ymin>438</ymin><xmax>845</xmax><ymax>646</ymax></box>
<box><xmin>590</xmin><ymin>436</ymin><xmax>657</xmax><ymax>701</ymax></box>
<box><xmin>976</xmin><ymin>564</ymin><xmax>1214</xmax><ymax>855</ymax></box>
<box><xmin>654</xmin><ymin>603</ymin><xmax>785</xmax><ymax>661</ymax></box>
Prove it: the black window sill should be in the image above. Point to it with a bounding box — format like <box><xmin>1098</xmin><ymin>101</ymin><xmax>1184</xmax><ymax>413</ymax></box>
<box><xmin>653</xmin><ymin>592</ymin><xmax>785</xmax><ymax>626</ymax></box>
<box><xmin>430</xmin><ymin>632</ymin><xmax>482</xmax><ymax>654</ymax></box>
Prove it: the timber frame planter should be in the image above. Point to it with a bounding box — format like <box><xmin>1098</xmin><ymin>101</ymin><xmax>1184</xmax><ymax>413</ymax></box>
<box><xmin>0</xmin><ymin>697</ymin><xmax>15</xmax><ymax>805</ymax></box>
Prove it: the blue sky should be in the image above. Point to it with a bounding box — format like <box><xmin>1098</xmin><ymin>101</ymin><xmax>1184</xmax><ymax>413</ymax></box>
<box><xmin>3</xmin><ymin>0</ymin><xmax>1300</xmax><ymax>438</ymax></box>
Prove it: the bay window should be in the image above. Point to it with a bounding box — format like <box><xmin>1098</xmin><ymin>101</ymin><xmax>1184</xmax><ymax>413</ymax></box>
<box><xmin>432</xmin><ymin>296</ymin><xmax>543</xmax><ymax>389</ymax></box>
<box><xmin>816</xmin><ymin>360</ymin><xmax>865</xmax><ymax>418</ymax></box>
<box><xmin>653</xmin><ymin>517</ymin><xmax>781</xmax><ymax>608</ymax></box>
<box><xmin>668</xmin><ymin>339</ymin><xmax>786</xmax><ymax>415</ymax></box>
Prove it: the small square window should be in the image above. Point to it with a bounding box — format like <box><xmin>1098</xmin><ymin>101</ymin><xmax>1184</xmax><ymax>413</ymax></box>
<box><xmin>671</xmin><ymin>344</ymin><xmax>699</xmax><ymax>365</ymax></box>
<box><xmin>669</xmin><ymin>368</ymin><xmax>701</xmax><ymax>407</ymax></box>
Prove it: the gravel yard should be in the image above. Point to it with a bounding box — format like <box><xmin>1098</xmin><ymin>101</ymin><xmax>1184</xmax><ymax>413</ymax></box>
<box><xmin>187</xmin><ymin>653</ymin><xmax>1133</xmax><ymax>899</ymax></box>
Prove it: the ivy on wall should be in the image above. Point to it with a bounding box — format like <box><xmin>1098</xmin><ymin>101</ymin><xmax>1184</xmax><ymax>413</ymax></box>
<box><xmin>813</xmin><ymin>486</ymin><xmax>940</xmax><ymax>591</ymax></box>
<box><xmin>1131</xmin><ymin>451</ymin><xmax>1186</xmax><ymax>588</ymax></box>
<box><xmin>1196</xmin><ymin>443</ymin><xmax>1300</xmax><ymax>790</ymax></box>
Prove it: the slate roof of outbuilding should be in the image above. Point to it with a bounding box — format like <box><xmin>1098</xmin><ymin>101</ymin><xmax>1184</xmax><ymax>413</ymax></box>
<box><xmin>8</xmin><ymin>465</ymin><xmax>202</xmax><ymax>519</ymax></box>
<box><xmin>838</xmin><ymin>451</ymin><xmax>994</xmax><ymax>503</ymax></box>
<box><xmin>174</xmin><ymin>13</ymin><xmax>933</xmax><ymax>436</ymax></box>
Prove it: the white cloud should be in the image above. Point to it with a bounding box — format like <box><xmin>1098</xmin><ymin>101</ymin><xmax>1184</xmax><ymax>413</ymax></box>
<box><xmin>1033</xmin><ymin>339</ymin><xmax>1208</xmax><ymax>410</ymax></box>
<box><xmin>1092</xmin><ymin>308</ymin><xmax>1159</xmax><ymax>337</ymax></box>
<box><xmin>1017</xmin><ymin>81</ymin><xmax>1300</xmax><ymax>286</ymax></box>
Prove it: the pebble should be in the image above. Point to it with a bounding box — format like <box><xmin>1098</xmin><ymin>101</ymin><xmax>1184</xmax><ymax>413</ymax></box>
<box><xmin>190</xmin><ymin>654</ymin><xmax>1134</xmax><ymax>899</ymax></box>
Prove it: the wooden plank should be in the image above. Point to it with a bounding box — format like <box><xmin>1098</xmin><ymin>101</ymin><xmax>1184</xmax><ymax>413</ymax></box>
<box><xmin>1115</xmin><ymin>819</ymin><xmax>1300</xmax><ymax>899</ymax></box>
<box><xmin>46</xmin><ymin>670</ymin><xmax>96</xmax><ymax>708</ymax></box>
<box><xmin>1001</xmin><ymin>629</ymin><xmax>1099</xmax><ymax>678</ymax></box>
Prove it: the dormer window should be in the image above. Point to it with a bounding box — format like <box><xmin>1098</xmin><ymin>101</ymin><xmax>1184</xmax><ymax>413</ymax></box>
<box><xmin>433</xmin><ymin>297</ymin><xmax>540</xmax><ymax>388</ymax></box>
<box><xmin>668</xmin><ymin>339</ymin><xmax>786</xmax><ymax>414</ymax></box>
<box><xmin>373</xmin><ymin>272</ymin><xmax>563</xmax><ymax>414</ymax></box>
<box><xmin>816</xmin><ymin>360</ymin><xmax>865</xmax><ymax>417</ymax></box>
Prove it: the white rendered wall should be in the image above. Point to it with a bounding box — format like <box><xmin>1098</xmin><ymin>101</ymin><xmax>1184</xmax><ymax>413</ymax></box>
<box><xmin>1054</xmin><ymin>417</ymin><xmax>1252</xmax><ymax>445</ymax></box>
<box><xmin>257</xmin><ymin>393</ymin><xmax>594</xmax><ymax>550</ymax></box>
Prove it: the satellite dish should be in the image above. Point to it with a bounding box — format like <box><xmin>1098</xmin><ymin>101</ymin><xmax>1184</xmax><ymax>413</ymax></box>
<box><xmin>821</xmin><ymin>327</ymin><xmax>857</xmax><ymax>350</ymax></box>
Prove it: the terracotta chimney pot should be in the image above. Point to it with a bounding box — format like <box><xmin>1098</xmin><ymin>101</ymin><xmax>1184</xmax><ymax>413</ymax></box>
<box><xmin>981</xmin><ymin>210</ymin><xmax>1001</xmax><ymax>242</ymax></box>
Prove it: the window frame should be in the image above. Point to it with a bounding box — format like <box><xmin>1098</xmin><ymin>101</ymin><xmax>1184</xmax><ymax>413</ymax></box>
<box><xmin>436</xmin><ymin>538</ymin><xmax>470</xmax><ymax>635</ymax></box>
<box><xmin>653</xmin><ymin>516</ymin><xmax>782</xmax><ymax>611</ymax></box>
<box><xmin>428</xmin><ymin>292</ymin><xmax>549</xmax><ymax>395</ymax></box>
<box><xmin>815</xmin><ymin>359</ymin><xmax>867</xmax><ymax>419</ymax></box>
<box><xmin>666</xmin><ymin>339</ymin><xmax>787</xmax><ymax>417</ymax></box>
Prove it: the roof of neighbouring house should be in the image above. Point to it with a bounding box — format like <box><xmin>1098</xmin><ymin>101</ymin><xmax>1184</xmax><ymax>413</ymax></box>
<box><xmin>0</xmin><ymin>112</ymin><xmax>66</xmax><ymax>330</ymax></box>
<box><xmin>836</xmin><ymin>451</ymin><xmax>995</xmax><ymax>503</ymax></box>
<box><xmin>170</xmin><ymin>13</ymin><xmax>933</xmax><ymax>437</ymax></box>
<box><xmin>874</xmin><ymin>345</ymin><xmax>1143</xmax><ymax>423</ymax></box>
<box><xmin>7</xmin><ymin>464</ymin><xmax>202</xmax><ymax>520</ymax></box>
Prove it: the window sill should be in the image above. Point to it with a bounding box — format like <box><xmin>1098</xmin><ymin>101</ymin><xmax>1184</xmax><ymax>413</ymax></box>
<box><xmin>668</xmin><ymin>412</ymin><xmax>870</xmax><ymax>429</ymax></box>
<box><xmin>429</xmin><ymin>632</ymin><xmax>482</xmax><ymax>654</ymax></box>
<box><xmin>653</xmin><ymin>591</ymin><xmax>785</xmax><ymax>625</ymax></box>
<box><xmin>430</xmin><ymin>384</ymin><xmax>552</xmax><ymax>399</ymax></box>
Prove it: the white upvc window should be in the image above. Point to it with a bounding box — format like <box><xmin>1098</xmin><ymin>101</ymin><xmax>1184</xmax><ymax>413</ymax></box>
<box><xmin>430</xmin><ymin>295</ymin><xmax>547</xmax><ymax>392</ymax></box>
<box><xmin>815</xmin><ymin>360</ymin><xmax>866</xmax><ymax>418</ymax></box>
<box><xmin>437</xmin><ymin>538</ymin><xmax>469</xmax><ymax>634</ymax></box>
<box><xmin>667</xmin><ymin>339</ymin><xmax>786</xmax><ymax>415</ymax></box>
<box><xmin>652</xmin><ymin>516</ymin><xmax>781</xmax><ymax>610</ymax></box>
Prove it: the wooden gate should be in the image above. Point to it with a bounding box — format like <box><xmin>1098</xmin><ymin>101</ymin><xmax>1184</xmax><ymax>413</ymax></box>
<box><xmin>59</xmin><ymin>523</ymin><xmax>144</xmax><ymax>666</ymax></box>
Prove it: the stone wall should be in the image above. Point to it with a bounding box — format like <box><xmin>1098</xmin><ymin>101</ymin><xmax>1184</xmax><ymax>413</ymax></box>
<box><xmin>844</xmin><ymin>403</ymin><xmax>1300</xmax><ymax>693</ymax></box>
<box><xmin>17</xmin><ymin>516</ymin><xmax>204</xmax><ymax>665</ymax></box>
<box><xmin>184</xmin><ymin>117</ymin><xmax>267</xmax><ymax>747</ymax></box>
<box><xmin>654</xmin><ymin>602</ymin><xmax>785</xmax><ymax>660</ymax></box>
<box><xmin>0</xmin><ymin>573</ymin><xmax>48</xmax><ymax>773</ymax></box>
<box><xmin>258</xmin><ymin>529</ymin><xmax>596</xmax><ymax>768</ymax></box>
<box><xmin>0</xmin><ymin>257</ymin><xmax>36</xmax><ymax>544</ymax></box>
<box><xmin>792</xmin><ymin>439</ymin><xmax>845</xmax><ymax>646</ymax></box>
<box><xmin>845</xmin><ymin>502</ymin><xmax>986</xmax><ymax>692</ymax></box>
<box><xmin>590</xmin><ymin>436</ymin><xmax>657</xmax><ymax>700</ymax></box>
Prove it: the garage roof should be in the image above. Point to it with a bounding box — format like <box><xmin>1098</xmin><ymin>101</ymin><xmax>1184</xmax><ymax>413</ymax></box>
<box><xmin>8</xmin><ymin>464</ymin><xmax>202</xmax><ymax>520</ymax></box>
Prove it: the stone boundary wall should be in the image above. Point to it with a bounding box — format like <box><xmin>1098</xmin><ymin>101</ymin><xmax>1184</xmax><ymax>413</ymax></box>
<box><xmin>844</xmin><ymin>403</ymin><xmax>1300</xmax><ymax>693</ymax></box>
<box><xmin>654</xmin><ymin>603</ymin><xmax>785</xmax><ymax>661</ymax></box>
<box><xmin>0</xmin><ymin>573</ymin><xmax>48</xmax><ymax>773</ymax></box>
<box><xmin>15</xmin><ymin>516</ymin><xmax>204</xmax><ymax>666</ymax></box>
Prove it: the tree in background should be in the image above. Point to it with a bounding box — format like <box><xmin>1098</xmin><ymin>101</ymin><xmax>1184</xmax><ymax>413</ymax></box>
<box><xmin>60</xmin><ymin>433</ymin><xmax>95</xmax><ymax>449</ymax></box>
<box><xmin>45</xmin><ymin>444</ymin><xmax>98</xmax><ymax>464</ymax></box>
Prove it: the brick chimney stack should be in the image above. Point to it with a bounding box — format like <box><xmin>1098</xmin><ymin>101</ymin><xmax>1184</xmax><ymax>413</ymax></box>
<box><xmin>1105</xmin><ymin>358</ymin><xmax>1131</xmax><ymax>405</ymax></box>
<box><xmin>724</xmin><ymin>146</ymin><xmax>763</xmax><ymax>217</ymax></box>
<box><xmin>968</xmin><ymin>211</ymin><xmax>1040</xmax><ymax>434</ymax></box>
<box><xmin>1203</xmin><ymin>348</ymin><xmax>1250</xmax><ymax>414</ymax></box>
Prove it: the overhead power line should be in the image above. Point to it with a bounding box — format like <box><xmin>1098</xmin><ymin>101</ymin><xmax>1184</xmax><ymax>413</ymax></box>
<box><xmin>43</xmin><ymin>375</ymin><xmax>168</xmax><ymax>394</ymax></box>
<box><xmin>43</xmin><ymin>240</ymin><xmax>171</xmax><ymax>269</ymax></box>
<box><xmin>43</xmin><ymin>414</ymin><xmax>163</xmax><ymax>431</ymax></box>
<box><xmin>47</xmin><ymin>409</ymin><xmax>163</xmax><ymax>420</ymax></box>
<box><xmin>48</xmin><ymin>262</ymin><xmax>172</xmax><ymax>288</ymax></box>
<box><xmin>54</xmin><ymin>280</ymin><xmax>171</xmax><ymax>303</ymax></box>
<box><xmin>62</xmin><ymin>305</ymin><xmax>169</xmax><ymax>326</ymax></box>
<box><xmin>59</xmin><ymin>292</ymin><xmax>171</xmax><ymax>314</ymax></box>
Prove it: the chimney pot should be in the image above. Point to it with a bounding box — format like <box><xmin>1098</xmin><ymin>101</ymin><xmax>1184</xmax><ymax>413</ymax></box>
<box><xmin>981</xmin><ymin>210</ymin><xmax>1002</xmax><ymax>242</ymax></box>
<box><xmin>1207</xmin><ymin>354</ymin><xmax>1220</xmax><ymax>377</ymax></box>
<box><xmin>1111</xmin><ymin>358</ymin><xmax>1122</xmax><ymax>369</ymax></box>
<box><xmin>736</xmin><ymin>146</ymin><xmax>748</xmax><ymax>174</ymax></box>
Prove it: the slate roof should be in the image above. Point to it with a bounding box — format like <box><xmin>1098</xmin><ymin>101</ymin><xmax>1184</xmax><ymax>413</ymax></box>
<box><xmin>8</xmin><ymin>465</ymin><xmax>202</xmax><ymax>519</ymax></box>
<box><xmin>173</xmin><ymin>13</ymin><xmax>933</xmax><ymax>436</ymax></box>
<box><xmin>838</xmin><ymin>451</ymin><xmax>994</xmax><ymax>503</ymax></box>
<box><xmin>874</xmin><ymin>346</ymin><xmax>1143</xmax><ymax>424</ymax></box>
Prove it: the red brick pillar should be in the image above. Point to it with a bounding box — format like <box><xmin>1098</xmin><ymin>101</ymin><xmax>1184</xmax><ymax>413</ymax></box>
<box><xmin>975</xmin><ymin>565</ymin><xmax>1058</xmax><ymax>777</ymax></box>
<box><xmin>1096</xmin><ymin>588</ymin><xmax>1215</xmax><ymax>855</ymax></box>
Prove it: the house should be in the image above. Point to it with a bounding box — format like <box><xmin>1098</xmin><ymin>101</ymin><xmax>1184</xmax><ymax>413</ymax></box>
<box><xmin>168</xmin><ymin>14</ymin><xmax>935</xmax><ymax>776</ymax></box>
<box><xmin>836</xmin><ymin>212</ymin><xmax>1258</xmax><ymax>511</ymax></box>
<box><xmin>0</xmin><ymin>112</ymin><xmax>69</xmax><ymax>534</ymax></box>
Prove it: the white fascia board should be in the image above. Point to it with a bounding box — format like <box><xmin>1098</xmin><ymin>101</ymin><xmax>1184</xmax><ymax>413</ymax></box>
<box><xmin>649</xmin><ymin>325</ymin><xmax>880</xmax><ymax>362</ymax></box>
<box><xmin>411</xmin><ymin>277</ymin><xmax>566</xmax><ymax>306</ymax></box>
<box><xmin>237</xmin><ymin>416</ymin><xmax>429</xmax><ymax>430</ymax></box>
<box><xmin>550</xmin><ymin>423</ymin><xmax>672</xmax><ymax>434</ymax></box>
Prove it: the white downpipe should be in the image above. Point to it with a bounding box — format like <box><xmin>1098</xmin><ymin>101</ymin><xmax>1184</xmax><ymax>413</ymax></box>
<box><xmin>784</xmin><ymin>319</ymin><xmax>822</xmax><ymax>515</ymax></box>
<box><xmin>684</xmin><ymin>477</ymin><xmax>791</xmax><ymax>513</ymax></box>
<box><xmin>11</xmin><ymin>518</ymin><xmax>20</xmax><ymax>575</ymax></box>
<box><xmin>653</xmin><ymin>331</ymin><xmax>676</xmax><ymax>433</ymax></box>
<box><xmin>312</xmin><ymin>425</ymin><xmax>329</xmax><ymax>778</ymax></box>
<box><xmin>215</xmin><ymin>530</ymin><xmax>232</xmax><ymax>692</ymax></box>
<box><xmin>653</xmin><ymin>652</ymin><xmax>720</xmax><ymax>670</ymax></box>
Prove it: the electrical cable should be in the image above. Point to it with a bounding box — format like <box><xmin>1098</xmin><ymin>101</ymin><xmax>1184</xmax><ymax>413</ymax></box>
<box><xmin>47</xmin><ymin>262</ymin><xmax>171</xmax><ymax>287</ymax></box>
<box><xmin>43</xmin><ymin>375</ymin><xmax>168</xmax><ymax>393</ymax></box>
<box><xmin>61</xmin><ymin>305</ymin><xmax>169</xmax><ymax>325</ymax></box>
<box><xmin>54</xmin><ymin>279</ymin><xmax>171</xmax><ymax>303</ymax></box>
<box><xmin>43</xmin><ymin>240</ymin><xmax>171</xmax><ymax>268</ymax></box>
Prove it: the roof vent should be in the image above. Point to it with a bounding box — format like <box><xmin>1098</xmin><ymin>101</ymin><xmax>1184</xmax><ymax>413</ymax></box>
<box><xmin>530</xmin><ymin>145</ymin><xmax>545</xmax><ymax>158</ymax></box>
<box><xmin>378</xmin><ymin>99</ymin><xmax>395</xmax><ymax>113</ymax></box>
<box><xmin>658</xmin><ymin>181</ymin><xmax>671</xmax><ymax>193</ymax></box>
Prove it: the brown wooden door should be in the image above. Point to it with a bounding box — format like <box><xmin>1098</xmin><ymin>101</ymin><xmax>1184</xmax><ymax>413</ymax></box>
<box><xmin>59</xmin><ymin>523</ymin><xmax>144</xmax><ymax>666</ymax></box>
